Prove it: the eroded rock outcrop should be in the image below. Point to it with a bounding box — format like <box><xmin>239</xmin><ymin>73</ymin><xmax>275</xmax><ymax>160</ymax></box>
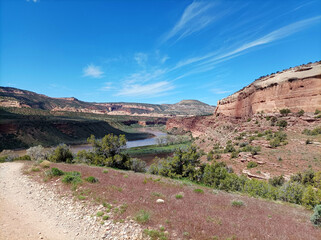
<box><xmin>215</xmin><ymin>61</ymin><xmax>321</xmax><ymax>118</ymax></box>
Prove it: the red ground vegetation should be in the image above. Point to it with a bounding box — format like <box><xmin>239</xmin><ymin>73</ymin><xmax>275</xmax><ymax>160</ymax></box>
<box><xmin>26</xmin><ymin>162</ymin><xmax>321</xmax><ymax>240</ymax></box>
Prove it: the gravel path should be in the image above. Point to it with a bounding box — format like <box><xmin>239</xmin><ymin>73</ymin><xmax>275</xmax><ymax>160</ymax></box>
<box><xmin>0</xmin><ymin>162</ymin><xmax>145</xmax><ymax>240</ymax></box>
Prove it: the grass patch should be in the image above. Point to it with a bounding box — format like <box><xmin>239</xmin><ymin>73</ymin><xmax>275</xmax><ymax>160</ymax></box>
<box><xmin>77</xmin><ymin>195</ymin><xmax>86</xmax><ymax>200</ymax></box>
<box><xmin>103</xmin><ymin>169</ymin><xmax>109</xmax><ymax>174</ymax></box>
<box><xmin>143</xmin><ymin>229</ymin><xmax>168</xmax><ymax>240</ymax></box>
<box><xmin>193</xmin><ymin>188</ymin><xmax>204</xmax><ymax>194</ymax></box>
<box><xmin>231</xmin><ymin>200</ymin><xmax>244</xmax><ymax>207</ymax></box>
<box><xmin>85</xmin><ymin>176</ymin><xmax>99</xmax><ymax>183</ymax></box>
<box><xmin>102</xmin><ymin>215</ymin><xmax>109</xmax><ymax>220</ymax></box>
<box><xmin>151</xmin><ymin>192</ymin><xmax>164</xmax><ymax>197</ymax></box>
<box><xmin>135</xmin><ymin>209</ymin><xmax>151</xmax><ymax>224</ymax></box>
<box><xmin>96</xmin><ymin>211</ymin><xmax>104</xmax><ymax>217</ymax></box>
<box><xmin>175</xmin><ymin>194</ymin><xmax>183</xmax><ymax>199</ymax></box>
<box><xmin>61</xmin><ymin>171</ymin><xmax>82</xmax><ymax>184</ymax></box>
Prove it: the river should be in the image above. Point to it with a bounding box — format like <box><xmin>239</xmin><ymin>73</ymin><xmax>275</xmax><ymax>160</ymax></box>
<box><xmin>69</xmin><ymin>128</ymin><xmax>167</xmax><ymax>153</ymax></box>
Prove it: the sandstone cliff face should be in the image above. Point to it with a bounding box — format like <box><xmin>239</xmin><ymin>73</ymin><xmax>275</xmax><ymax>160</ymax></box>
<box><xmin>215</xmin><ymin>62</ymin><xmax>321</xmax><ymax>118</ymax></box>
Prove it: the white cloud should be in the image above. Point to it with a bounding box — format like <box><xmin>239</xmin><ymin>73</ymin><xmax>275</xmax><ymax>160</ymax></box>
<box><xmin>100</xmin><ymin>82</ymin><xmax>113</xmax><ymax>91</ymax></box>
<box><xmin>134</xmin><ymin>52</ymin><xmax>148</xmax><ymax>66</ymax></box>
<box><xmin>123</xmin><ymin>69</ymin><xmax>167</xmax><ymax>84</ymax></box>
<box><xmin>83</xmin><ymin>64</ymin><xmax>104</xmax><ymax>78</ymax></box>
<box><xmin>26</xmin><ymin>0</ymin><xmax>39</xmax><ymax>2</ymax></box>
<box><xmin>161</xmin><ymin>55</ymin><xmax>170</xmax><ymax>64</ymax></box>
<box><xmin>116</xmin><ymin>81</ymin><xmax>174</xmax><ymax>98</ymax></box>
<box><xmin>173</xmin><ymin>15</ymin><xmax>321</xmax><ymax>71</ymax></box>
<box><xmin>162</xmin><ymin>1</ymin><xmax>215</xmax><ymax>43</ymax></box>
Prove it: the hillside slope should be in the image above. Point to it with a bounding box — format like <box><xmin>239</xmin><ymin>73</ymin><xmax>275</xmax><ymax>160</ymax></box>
<box><xmin>0</xmin><ymin>109</ymin><xmax>151</xmax><ymax>150</ymax></box>
<box><xmin>0</xmin><ymin>87</ymin><xmax>215</xmax><ymax>117</ymax></box>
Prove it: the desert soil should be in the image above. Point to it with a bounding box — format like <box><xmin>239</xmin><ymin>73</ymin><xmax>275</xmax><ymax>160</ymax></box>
<box><xmin>0</xmin><ymin>162</ymin><xmax>143</xmax><ymax>240</ymax></box>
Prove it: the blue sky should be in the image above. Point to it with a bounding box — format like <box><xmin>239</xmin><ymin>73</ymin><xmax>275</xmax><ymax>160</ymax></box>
<box><xmin>1</xmin><ymin>0</ymin><xmax>321</xmax><ymax>105</ymax></box>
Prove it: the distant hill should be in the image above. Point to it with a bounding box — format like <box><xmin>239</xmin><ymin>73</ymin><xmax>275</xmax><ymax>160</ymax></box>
<box><xmin>0</xmin><ymin>87</ymin><xmax>215</xmax><ymax>117</ymax></box>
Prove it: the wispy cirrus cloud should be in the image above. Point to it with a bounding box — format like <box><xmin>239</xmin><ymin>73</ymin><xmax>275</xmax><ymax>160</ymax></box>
<box><xmin>174</xmin><ymin>15</ymin><xmax>321</xmax><ymax>71</ymax></box>
<box><xmin>134</xmin><ymin>52</ymin><xmax>148</xmax><ymax>66</ymax></box>
<box><xmin>162</xmin><ymin>1</ymin><xmax>216</xmax><ymax>43</ymax></box>
<box><xmin>26</xmin><ymin>0</ymin><xmax>39</xmax><ymax>2</ymax></box>
<box><xmin>115</xmin><ymin>81</ymin><xmax>174</xmax><ymax>98</ymax></box>
<box><xmin>100</xmin><ymin>82</ymin><xmax>113</xmax><ymax>91</ymax></box>
<box><xmin>83</xmin><ymin>64</ymin><xmax>104</xmax><ymax>78</ymax></box>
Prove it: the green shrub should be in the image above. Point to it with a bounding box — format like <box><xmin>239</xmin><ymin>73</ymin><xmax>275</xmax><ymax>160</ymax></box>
<box><xmin>279</xmin><ymin>182</ymin><xmax>304</xmax><ymax>204</ymax></box>
<box><xmin>85</xmin><ymin>176</ymin><xmax>99</xmax><ymax>183</ymax></box>
<box><xmin>62</xmin><ymin>171</ymin><xmax>82</xmax><ymax>184</ymax></box>
<box><xmin>135</xmin><ymin>210</ymin><xmax>150</xmax><ymax>224</ymax></box>
<box><xmin>302</xmin><ymin>186</ymin><xmax>321</xmax><ymax>209</ymax></box>
<box><xmin>297</xmin><ymin>109</ymin><xmax>304</xmax><ymax>117</ymax></box>
<box><xmin>102</xmin><ymin>215</ymin><xmax>109</xmax><ymax>220</ymax></box>
<box><xmin>49</xmin><ymin>167</ymin><xmax>64</xmax><ymax>177</ymax></box>
<box><xmin>247</xmin><ymin>161</ymin><xmax>258</xmax><ymax>169</ymax></box>
<box><xmin>219</xmin><ymin>173</ymin><xmax>246</xmax><ymax>192</ymax></box>
<box><xmin>224</xmin><ymin>142</ymin><xmax>236</xmax><ymax>153</ymax></box>
<box><xmin>230</xmin><ymin>151</ymin><xmax>238</xmax><ymax>158</ymax></box>
<box><xmin>302</xmin><ymin>127</ymin><xmax>321</xmax><ymax>136</ymax></box>
<box><xmin>315</xmin><ymin>109</ymin><xmax>321</xmax><ymax>115</ymax></box>
<box><xmin>310</xmin><ymin>205</ymin><xmax>321</xmax><ymax>226</ymax></box>
<box><xmin>202</xmin><ymin>162</ymin><xmax>228</xmax><ymax>188</ymax></box>
<box><xmin>49</xmin><ymin>144</ymin><xmax>73</xmax><ymax>163</ymax></box>
<box><xmin>276</xmin><ymin>120</ymin><xmax>288</xmax><ymax>128</ymax></box>
<box><xmin>280</xmin><ymin>108</ymin><xmax>291</xmax><ymax>116</ymax></box>
<box><xmin>269</xmin><ymin>175</ymin><xmax>285</xmax><ymax>187</ymax></box>
<box><xmin>14</xmin><ymin>155</ymin><xmax>31</xmax><ymax>161</ymax></box>
<box><xmin>243</xmin><ymin>179</ymin><xmax>278</xmax><ymax>200</ymax></box>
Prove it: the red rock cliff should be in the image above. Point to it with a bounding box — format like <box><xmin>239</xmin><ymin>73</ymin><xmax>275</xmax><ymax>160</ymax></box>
<box><xmin>215</xmin><ymin>62</ymin><xmax>321</xmax><ymax>118</ymax></box>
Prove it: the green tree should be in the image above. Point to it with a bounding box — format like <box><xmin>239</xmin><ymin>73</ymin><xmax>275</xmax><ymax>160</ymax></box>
<box><xmin>87</xmin><ymin>134</ymin><xmax>127</xmax><ymax>158</ymax></box>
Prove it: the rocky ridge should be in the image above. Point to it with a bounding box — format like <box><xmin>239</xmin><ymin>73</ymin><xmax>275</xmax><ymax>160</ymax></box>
<box><xmin>215</xmin><ymin>61</ymin><xmax>321</xmax><ymax>118</ymax></box>
<box><xmin>0</xmin><ymin>87</ymin><xmax>214</xmax><ymax>117</ymax></box>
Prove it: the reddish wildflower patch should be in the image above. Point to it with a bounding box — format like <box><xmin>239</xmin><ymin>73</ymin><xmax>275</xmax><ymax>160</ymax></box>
<box><xmin>27</xmin><ymin>162</ymin><xmax>321</xmax><ymax>240</ymax></box>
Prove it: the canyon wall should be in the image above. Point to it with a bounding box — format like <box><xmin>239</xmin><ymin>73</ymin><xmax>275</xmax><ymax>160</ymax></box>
<box><xmin>215</xmin><ymin>62</ymin><xmax>321</xmax><ymax>118</ymax></box>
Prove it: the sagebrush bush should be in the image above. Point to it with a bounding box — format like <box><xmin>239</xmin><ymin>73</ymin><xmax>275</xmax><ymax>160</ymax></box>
<box><xmin>311</xmin><ymin>205</ymin><xmax>321</xmax><ymax>226</ymax></box>
<box><xmin>130</xmin><ymin>158</ymin><xmax>147</xmax><ymax>172</ymax></box>
<box><xmin>27</xmin><ymin>145</ymin><xmax>47</xmax><ymax>161</ymax></box>
<box><xmin>279</xmin><ymin>182</ymin><xmax>305</xmax><ymax>204</ymax></box>
<box><xmin>279</xmin><ymin>108</ymin><xmax>291</xmax><ymax>116</ymax></box>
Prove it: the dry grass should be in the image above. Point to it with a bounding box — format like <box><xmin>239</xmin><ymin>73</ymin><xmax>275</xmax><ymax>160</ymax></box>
<box><xmin>25</xmin><ymin>162</ymin><xmax>321</xmax><ymax>240</ymax></box>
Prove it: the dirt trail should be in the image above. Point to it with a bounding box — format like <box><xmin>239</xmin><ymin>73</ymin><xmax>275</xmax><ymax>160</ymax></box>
<box><xmin>0</xmin><ymin>162</ymin><xmax>100</xmax><ymax>240</ymax></box>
